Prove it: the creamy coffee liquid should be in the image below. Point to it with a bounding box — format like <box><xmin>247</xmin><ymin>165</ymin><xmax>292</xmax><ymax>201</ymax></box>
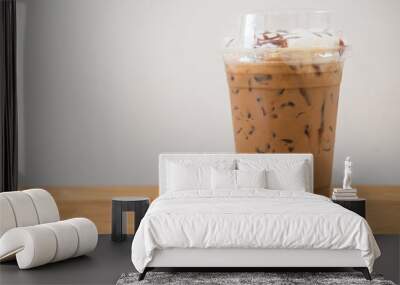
<box><xmin>224</xmin><ymin>48</ymin><xmax>344</xmax><ymax>195</ymax></box>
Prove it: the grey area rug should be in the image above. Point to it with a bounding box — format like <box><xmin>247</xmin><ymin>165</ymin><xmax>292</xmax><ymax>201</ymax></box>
<box><xmin>116</xmin><ymin>272</ymin><xmax>396</xmax><ymax>285</ymax></box>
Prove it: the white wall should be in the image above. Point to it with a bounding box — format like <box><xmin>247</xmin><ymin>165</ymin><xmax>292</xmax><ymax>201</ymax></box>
<box><xmin>17</xmin><ymin>0</ymin><xmax>400</xmax><ymax>186</ymax></box>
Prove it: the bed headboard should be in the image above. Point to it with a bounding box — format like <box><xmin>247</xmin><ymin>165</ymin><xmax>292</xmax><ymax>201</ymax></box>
<box><xmin>159</xmin><ymin>153</ymin><xmax>314</xmax><ymax>195</ymax></box>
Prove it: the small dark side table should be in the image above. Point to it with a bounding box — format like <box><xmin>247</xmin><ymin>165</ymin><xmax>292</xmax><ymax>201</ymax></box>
<box><xmin>332</xmin><ymin>198</ymin><xmax>366</xmax><ymax>218</ymax></box>
<box><xmin>112</xmin><ymin>196</ymin><xmax>150</xmax><ymax>242</ymax></box>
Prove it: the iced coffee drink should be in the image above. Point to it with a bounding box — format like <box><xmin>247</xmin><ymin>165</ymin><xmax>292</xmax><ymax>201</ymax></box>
<box><xmin>223</xmin><ymin>12</ymin><xmax>347</xmax><ymax>195</ymax></box>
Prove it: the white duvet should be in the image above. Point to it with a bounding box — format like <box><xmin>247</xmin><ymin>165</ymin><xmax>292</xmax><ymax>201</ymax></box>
<box><xmin>131</xmin><ymin>190</ymin><xmax>380</xmax><ymax>273</ymax></box>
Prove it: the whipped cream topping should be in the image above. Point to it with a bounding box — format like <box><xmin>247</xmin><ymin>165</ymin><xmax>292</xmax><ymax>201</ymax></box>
<box><xmin>224</xmin><ymin>28</ymin><xmax>346</xmax><ymax>64</ymax></box>
<box><xmin>254</xmin><ymin>29</ymin><xmax>344</xmax><ymax>50</ymax></box>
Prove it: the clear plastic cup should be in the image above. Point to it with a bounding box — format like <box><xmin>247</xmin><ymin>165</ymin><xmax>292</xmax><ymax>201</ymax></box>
<box><xmin>223</xmin><ymin>10</ymin><xmax>347</xmax><ymax>195</ymax></box>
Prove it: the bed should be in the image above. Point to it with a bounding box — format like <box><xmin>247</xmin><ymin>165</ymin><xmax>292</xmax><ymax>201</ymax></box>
<box><xmin>131</xmin><ymin>153</ymin><xmax>380</xmax><ymax>280</ymax></box>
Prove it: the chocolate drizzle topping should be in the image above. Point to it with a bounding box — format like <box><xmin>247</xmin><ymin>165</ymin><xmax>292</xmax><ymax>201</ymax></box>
<box><xmin>255</xmin><ymin>32</ymin><xmax>288</xmax><ymax>48</ymax></box>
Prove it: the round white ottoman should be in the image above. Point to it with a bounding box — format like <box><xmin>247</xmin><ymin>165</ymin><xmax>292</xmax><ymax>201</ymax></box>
<box><xmin>0</xmin><ymin>218</ymin><xmax>98</xmax><ymax>269</ymax></box>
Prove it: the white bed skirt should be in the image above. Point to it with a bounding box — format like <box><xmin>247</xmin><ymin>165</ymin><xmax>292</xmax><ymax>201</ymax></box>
<box><xmin>148</xmin><ymin>248</ymin><xmax>366</xmax><ymax>268</ymax></box>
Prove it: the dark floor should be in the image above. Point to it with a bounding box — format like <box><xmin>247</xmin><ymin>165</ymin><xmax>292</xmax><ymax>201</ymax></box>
<box><xmin>0</xmin><ymin>235</ymin><xmax>399</xmax><ymax>285</ymax></box>
<box><xmin>0</xmin><ymin>235</ymin><xmax>134</xmax><ymax>285</ymax></box>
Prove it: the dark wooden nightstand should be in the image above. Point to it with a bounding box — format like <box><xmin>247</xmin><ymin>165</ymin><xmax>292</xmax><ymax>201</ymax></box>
<box><xmin>111</xmin><ymin>196</ymin><xmax>150</xmax><ymax>242</ymax></box>
<box><xmin>332</xmin><ymin>198</ymin><xmax>366</xmax><ymax>218</ymax></box>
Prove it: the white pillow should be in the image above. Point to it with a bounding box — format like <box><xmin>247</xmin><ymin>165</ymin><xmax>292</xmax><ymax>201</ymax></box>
<box><xmin>266</xmin><ymin>162</ymin><xmax>308</xmax><ymax>191</ymax></box>
<box><xmin>167</xmin><ymin>163</ymin><xmax>210</xmax><ymax>191</ymax></box>
<box><xmin>167</xmin><ymin>159</ymin><xmax>235</xmax><ymax>191</ymax></box>
<box><xmin>238</xmin><ymin>159</ymin><xmax>309</xmax><ymax>192</ymax></box>
<box><xmin>211</xmin><ymin>168</ymin><xmax>236</xmax><ymax>189</ymax></box>
<box><xmin>237</xmin><ymin>170</ymin><xmax>267</xmax><ymax>188</ymax></box>
<box><xmin>211</xmin><ymin>169</ymin><xmax>267</xmax><ymax>190</ymax></box>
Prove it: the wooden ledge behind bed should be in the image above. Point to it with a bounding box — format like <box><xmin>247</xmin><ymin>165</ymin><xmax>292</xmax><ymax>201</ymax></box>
<box><xmin>38</xmin><ymin>185</ymin><xmax>400</xmax><ymax>234</ymax></box>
